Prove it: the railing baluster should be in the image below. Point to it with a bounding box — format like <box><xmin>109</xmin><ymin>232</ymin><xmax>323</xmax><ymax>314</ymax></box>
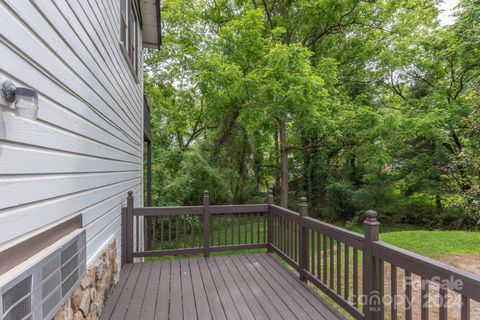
<box><xmin>461</xmin><ymin>295</ymin><xmax>470</xmax><ymax>320</ymax></box>
<box><xmin>231</xmin><ymin>213</ymin><xmax>234</xmax><ymax>245</ymax></box>
<box><xmin>279</xmin><ymin>216</ymin><xmax>283</xmax><ymax>251</ymax></box>
<box><xmin>160</xmin><ymin>216</ymin><xmax>164</xmax><ymax>250</ymax></box>
<box><xmin>323</xmin><ymin>234</ymin><xmax>328</xmax><ymax>283</ymax></box>
<box><xmin>271</xmin><ymin>214</ymin><xmax>275</xmax><ymax>247</ymax></box>
<box><xmin>276</xmin><ymin>214</ymin><xmax>279</xmax><ymax>248</ymax></box>
<box><xmin>439</xmin><ymin>286</ymin><xmax>447</xmax><ymax>320</ymax></box>
<box><xmin>237</xmin><ymin>213</ymin><xmax>241</xmax><ymax>244</ymax></box>
<box><xmin>224</xmin><ymin>213</ymin><xmax>228</xmax><ymax>245</ymax></box>
<box><xmin>391</xmin><ymin>264</ymin><xmax>397</xmax><ymax>320</ymax></box>
<box><xmin>292</xmin><ymin>219</ymin><xmax>295</xmax><ymax>258</ymax></box>
<box><xmin>136</xmin><ymin>215</ymin><xmax>139</xmax><ymax>253</ymax></box>
<box><xmin>330</xmin><ymin>237</ymin><xmax>334</xmax><ymax>289</ymax></box>
<box><xmin>273</xmin><ymin>214</ymin><xmax>276</xmax><ymax>247</ymax></box>
<box><xmin>217</xmin><ymin>214</ymin><xmax>221</xmax><ymax>246</ymax></box>
<box><xmin>244</xmin><ymin>213</ymin><xmax>248</xmax><ymax>244</ymax></box>
<box><xmin>310</xmin><ymin>230</ymin><xmax>315</xmax><ymax>275</ymax></box>
<box><xmin>183</xmin><ymin>219</ymin><xmax>187</xmax><ymax>248</ymax></box>
<box><xmin>293</xmin><ymin>220</ymin><xmax>296</xmax><ymax>259</ymax></box>
<box><xmin>317</xmin><ymin>232</ymin><xmax>321</xmax><ymax>280</ymax></box>
<box><xmin>263</xmin><ymin>211</ymin><xmax>266</xmax><ymax>243</ymax></box>
<box><xmin>337</xmin><ymin>240</ymin><xmax>342</xmax><ymax>294</ymax></box>
<box><xmin>256</xmin><ymin>212</ymin><xmax>260</xmax><ymax>243</ymax></box>
<box><xmin>344</xmin><ymin>244</ymin><xmax>349</xmax><ymax>300</ymax></box>
<box><xmin>378</xmin><ymin>258</ymin><xmax>384</xmax><ymax>319</ymax></box>
<box><xmin>190</xmin><ymin>217</ymin><xmax>194</xmax><ymax>248</ymax></box>
<box><xmin>279</xmin><ymin>215</ymin><xmax>282</xmax><ymax>251</ymax></box>
<box><xmin>405</xmin><ymin>271</ymin><xmax>412</xmax><ymax>320</ymax></box>
<box><xmin>284</xmin><ymin>217</ymin><xmax>288</xmax><ymax>255</ymax></box>
<box><xmin>176</xmin><ymin>216</ymin><xmax>179</xmax><ymax>248</ymax></box>
<box><xmin>285</xmin><ymin>217</ymin><xmax>288</xmax><ymax>253</ymax></box>
<box><xmin>168</xmin><ymin>216</ymin><xmax>172</xmax><ymax>244</ymax></box>
<box><xmin>353</xmin><ymin>248</ymin><xmax>358</xmax><ymax>308</ymax></box>
<box><xmin>210</xmin><ymin>212</ymin><xmax>214</xmax><ymax>246</ymax></box>
<box><xmin>288</xmin><ymin>218</ymin><xmax>290</xmax><ymax>255</ymax></box>
<box><xmin>421</xmin><ymin>278</ymin><xmax>429</xmax><ymax>320</ymax></box>
<box><xmin>251</xmin><ymin>213</ymin><xmax>254</xmax><ymax>244</ymax></box>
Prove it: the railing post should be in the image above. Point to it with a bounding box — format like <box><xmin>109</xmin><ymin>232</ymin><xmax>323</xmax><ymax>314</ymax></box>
<box><xmin>267</xmin><ymin>190</ymin><xmax>274</xmax><ymax>252</ymax></box>
<box><xmin>298</xmin><ymin>197</ymin><xmax>309</xmax><ymax>282</ymax></box>
<box><xmin>121</xmin><ymin>207</ymin><xmax>126</xmax><ymax>266</ymax></box>
<box><xmin>203</xmin><ymin>190</ymin><xmax>210</xmax><ymax>258</ymax></box>
<box><xmin>363</xmin><ymin>210</ymin><xmax>380</xmax><ymax>320</ymax></box>
<box><xmin>125</xmin><ymin>191</ymin><xmax>134</xmax><ymax>264</ymax></box>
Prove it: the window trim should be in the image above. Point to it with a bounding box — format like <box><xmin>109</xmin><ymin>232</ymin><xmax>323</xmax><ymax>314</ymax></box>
<box><xmin>120</xmin><ymin>0</ymin><xmax>141</xmax><ymax>83</ymax></box>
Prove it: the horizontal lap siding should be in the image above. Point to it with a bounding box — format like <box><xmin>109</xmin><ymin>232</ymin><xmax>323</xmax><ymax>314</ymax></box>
<box><xmin>0</xmin><ymin>0</ymin><xmax>143</xmax><ymax>263</ymax></box>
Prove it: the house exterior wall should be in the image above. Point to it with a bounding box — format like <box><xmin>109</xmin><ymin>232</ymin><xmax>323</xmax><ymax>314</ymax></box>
<box><xmin>0</xmin><ymin>0</ymin><xmax>144</xmax><ymax>270</ymax></box>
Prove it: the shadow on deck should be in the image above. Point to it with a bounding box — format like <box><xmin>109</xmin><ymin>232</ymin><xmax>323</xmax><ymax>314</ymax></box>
<box><xmin>100</xmin><ymin>253</ymin><xmax>345</xmax><ymax>320</ymax></box>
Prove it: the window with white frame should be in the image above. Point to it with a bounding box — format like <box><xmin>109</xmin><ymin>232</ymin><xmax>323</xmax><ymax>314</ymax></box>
<box><xmin>120</xmin><ymin>0</ymin><xmax>140</xmax><ymax>78</ymax></box>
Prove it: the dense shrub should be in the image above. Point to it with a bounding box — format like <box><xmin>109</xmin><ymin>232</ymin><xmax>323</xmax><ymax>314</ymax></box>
<box><xmin>325</xmin><ymin>182</ymin><xmax>355</xmax><ymax>219</ymax></box>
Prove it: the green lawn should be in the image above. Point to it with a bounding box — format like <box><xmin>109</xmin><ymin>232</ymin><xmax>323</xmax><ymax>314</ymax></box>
<box><xmin>347</xmin><ymin>223</ymin><xmax>480</xmax><ymax>257</ymax></box>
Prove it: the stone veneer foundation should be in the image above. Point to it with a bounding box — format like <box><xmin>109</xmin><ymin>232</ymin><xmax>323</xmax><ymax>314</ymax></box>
<box><xmin>54</xmin><ymin>239</ymin><xmax>119</xmax><ymax>320</ymax></box>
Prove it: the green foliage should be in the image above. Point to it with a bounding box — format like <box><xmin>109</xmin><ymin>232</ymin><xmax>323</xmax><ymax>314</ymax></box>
<box><xmin>325</xmin><ymin>182</ymin><xmax>354</xmax><ymax>219</ymax></box>
<box><xmin>144</xmin><ymin>0</ymin><xmax>480</xmax><ymax>228</ymax></box>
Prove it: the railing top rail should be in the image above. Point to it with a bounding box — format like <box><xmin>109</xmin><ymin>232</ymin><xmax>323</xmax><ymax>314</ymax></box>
<box><xmin>132</xmin><ymin>203</ymin><xmax>269</xmax><ymax>216</ymax></box>
<box><xmin>210</xmin><ymin>204</ymin><xmax>268</xmax><ymax>214</ymax></box>
<box><xmin>304</xmin><ymin>216</ymin><xmax>365</xmax><ymax>249</ymax></box>
<box><xmin>133</xmin><ymin>206</ymin><xmax>203</xmax><ymax>216</ymax></box>
<box><xmin>270</xmin><ymin>204</ymin><xmax>364</xmax><ymax>249</ymax></box>
<box><xmin>372</xmin><ymin>241</ymin><xmax>480</xmax><ymax>302</ymax></box>
<box><xmin>270</xmin><ymin>204</ymin><xmax>300</xmax><ymax>219</ymax></box>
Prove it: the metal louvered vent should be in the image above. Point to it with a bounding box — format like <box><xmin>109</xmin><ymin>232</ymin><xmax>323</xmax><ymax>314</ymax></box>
<box><xmin>0</xmin><ymin>229</ymin><xmax>85</xmax><ymax>320</ymax></box>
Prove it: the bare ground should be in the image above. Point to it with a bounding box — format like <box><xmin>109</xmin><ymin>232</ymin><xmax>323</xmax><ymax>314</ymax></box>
<box><xmin>382</xmin><ymin>254</ymin><xmax>480</xmax><ymax>320</ymax></box>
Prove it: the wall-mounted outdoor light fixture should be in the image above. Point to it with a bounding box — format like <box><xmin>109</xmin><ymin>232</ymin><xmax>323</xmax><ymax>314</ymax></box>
<box><xmin>1</xmin><ymin>79</ymin><xmax>39</xmax><ymax>119</ymax></box>
<box><xmin>1</xmin><ymin>79</ymin><xmax>16</xmax><ymax>103</ymax></box>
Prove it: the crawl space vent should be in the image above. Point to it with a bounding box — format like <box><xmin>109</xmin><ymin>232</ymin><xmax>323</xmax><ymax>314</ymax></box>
<box><xmin>0</xmin><ymin>230</ymin><xmax>86</xmax><ymax>320</ymax></box>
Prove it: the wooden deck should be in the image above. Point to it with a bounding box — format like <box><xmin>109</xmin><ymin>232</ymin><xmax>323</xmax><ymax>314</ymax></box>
<box><xmin>100</xmin><ymin>253</ymin><xmax>345</xmax><ymax>320</ymax></box>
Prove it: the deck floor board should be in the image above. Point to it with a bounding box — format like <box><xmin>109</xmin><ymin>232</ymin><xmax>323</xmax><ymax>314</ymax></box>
<box><xmin>100</xmin><ymin>253</ymin><xmax>345</xmax><ymax>320</ymax></box>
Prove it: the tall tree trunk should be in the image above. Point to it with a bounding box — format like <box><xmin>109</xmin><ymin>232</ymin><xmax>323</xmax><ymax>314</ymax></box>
<box><xmin>274</xmin><ymin>129</ymin><xmax>281</xmax><ymax>189</ymax></box>
<box><xmin>278</xmin><ymin>118</ymin><xmax>289</xmax><ymax>208</ymax></box>
<box><xmin>302</xmin><ymin>135</ymin><xmax>312</xmax><ymax>204</ymax></box>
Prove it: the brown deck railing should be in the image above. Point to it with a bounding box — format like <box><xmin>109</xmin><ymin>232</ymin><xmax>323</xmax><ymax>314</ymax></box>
<box><xmin>121</xmin><ymin>190</ymin><xmax>480</xmax><ymax>320</ymax></box>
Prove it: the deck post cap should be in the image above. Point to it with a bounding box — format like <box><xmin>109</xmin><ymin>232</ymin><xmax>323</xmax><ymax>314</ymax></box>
<box><xmin>364</xmin><ymin>210</ymin><xmax>380</xmax><ymax>225</ymax></box>
<box><xmin>127</xmin><ymin>191</ymin><xmax>133</xmax><ymax>196</ymax></box>
<box><xmin>299</xmin><ymin>196</ymin><xmax>307</xmax><ymax>204</ymax></box>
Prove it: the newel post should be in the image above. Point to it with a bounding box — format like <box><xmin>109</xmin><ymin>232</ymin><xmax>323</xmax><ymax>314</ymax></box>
<box><xmin>203</xmin><ymin>190</ymin><xmax>210</xmax><ymax>258</ymax></box>
<box><xmin>298</xmin><ymin>197</ymin><xmax>309</xmax><ymax>282</ymax></box>
<box><xmin>363</xmin><ymin>210</ymin><xmax>380</xmax><ymax>320</ymax></box>
<box><xmin>125</xmin><ymin>191</ymin><xmax>134</xmax><ymax>264</ymax></box>
<box><xmin>267</xmin><ymin>190</ymin><xmax>274</xmax><ymax>252</ymax></box>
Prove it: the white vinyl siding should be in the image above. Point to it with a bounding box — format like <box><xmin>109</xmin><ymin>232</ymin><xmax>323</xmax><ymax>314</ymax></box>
<box><xmin>0</xmin><ymin>0</ymin><xmax>144</xmax><ymax>265</ymax></box>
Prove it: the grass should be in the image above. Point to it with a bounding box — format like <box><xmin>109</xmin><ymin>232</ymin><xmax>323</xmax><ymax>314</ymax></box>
<box><xmin>346</xmin><ymin>222</ymin><xmax>480</xmax><ymax>258</ymax></box>
<box><xmin>380</xmin><ymin>230</ymin><xmax>480</xmax><ymax>257</ymax></box>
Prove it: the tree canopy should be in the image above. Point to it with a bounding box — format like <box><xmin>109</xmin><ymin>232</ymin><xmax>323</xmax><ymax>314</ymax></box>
<box><xmin>144</xmin><ymin>0</ymin><xmax>480</xmax><ymax>228</ymax></box>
